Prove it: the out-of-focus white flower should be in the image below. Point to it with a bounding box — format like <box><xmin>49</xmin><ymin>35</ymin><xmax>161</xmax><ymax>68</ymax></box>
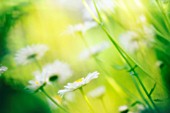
<box><xmin>64</xmin><ymin>92</ymin><xmax>75</xmax><ymax>102</ymax></box>
<box><xmin>136</xmin><ymin>104</ymin><xmax>145</xmax><ymax>112</ymax></box>
<box><xmin>138</xmin><ymin>25</ymin><xmax>155</xmax><ymax>47</ymax></box>
<box><xmin>155</xmin><ymin>60</ymin><xmax>163</xmax><ymax>68</ymax></box>
<box><xmin>119</xmin><ymin>31</ymin><xmax>139</xmax><ymax>53</ymax></box>
<box><xmin>87</xmin><ymin>86</ymin><xmax>105</xmax><ymax>98</ymax></box>
<box><xmin>27</xmin><ymin>60</ymin><xmax>72</xmax><ymax>91</ymax></box>
<box><xmin>161</xmin><ymin>0</ymin><xmax>169</xmax><ymax>3</ymax></box>
<box><xmin>27</xmin><ymin>70</ymin><xmax>47</xmax><ymax>91</ymax></box>
<box><xmin>43</xmin><ymin>60</ymin><xmax>73</xmax><ymax>83</ymax></box>
<box><xmin>58</xmin><ymin>71</ymin><xmax>99</xmax><ymax>96</ymax></box>
<box><xmin>141</xmin><ymin>25</ymin><xmax>155</xmax><ymax>38</ymax></box>
<box><xmin>79</xmin><ymin>41</ymin><xmax>110</xmax><ymax>60</ymax></box>
<box><xmin>134</xmin><ymin>0</ymin><xmax>143</xmax><ymax>7</ymax></box>
<box><xmin>96</xmin><ymin>0</ymin><xmax>115</xmax><ymax>13</ymax></box>
<box><xmin>82</xmin><ymin>0</ymin><xmax>115</xmax><ymax>20</ymax></box>
<box><xmin>56</xmin><ymin>0</ymin><xmax>82</xmax><ymax>11</ymax></box>
<box><xmin>0</xmin><ymin>66</ymin><xmax>8</xmax><ymax>75</ymax></box>
<box><xmin>14</xmin><ymin>44</ymin><xmax>48</xmax><ymax>65</ymax></box>
<box><xmin>82</xmin><ymin>0</ymin><xmax>97</xmax><ymax>21</ymax></box>
<box><xmin>137</xmin><ymin>15</ymin><xmax>147</xmax><ymax>24</ymax></box>
<box><xmin>119</xmin><ymin>105</ymin><xmax>129</xmax><ymax>113</ymax></box>
<box><xmin>65</xmin><ymin>21</ymin><xmax>97</xmax><ymax>35</ymax></box>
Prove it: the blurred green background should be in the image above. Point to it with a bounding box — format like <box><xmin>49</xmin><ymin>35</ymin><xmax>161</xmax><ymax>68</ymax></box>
<box><xmin>1</xmin><ymin>0</ymin><xmax>170</xmax><ymax>113</ymax></box>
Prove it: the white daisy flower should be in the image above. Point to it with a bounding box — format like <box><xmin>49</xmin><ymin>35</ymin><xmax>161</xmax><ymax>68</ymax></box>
<box><xmin>119</xmin><ymin>31</ymin><xmax>140</xmax><ymax>53</ymax></box>
<box><xmin>58</xmin><ymin>71</ymin><xmax>99</xmax><ymax>96</ymax></box>
<box><xmin>137</xmin><ymin>15</ymin><xmax>147</xmax><ymax>24</ymax></box>
<box><xmin>79</xmin><ymin>41</ymin><xmax>110</xmax><ymax>60</ymax></box>
<box><xmin>119</xmin><ymin>105</ymin><xmax>129</xmax><ymax>113</ymax></box>
<box><xmin>140</xmin><ymin>25</ymin><xmax>155</xmax><ymax>48</ymax></box>
<box><xmin>14</xmin><ymin>44</ymin><xmax>49</xmax><ymax>65</ymax></box>
<box><xmin>35</xmin><ymin>60</ymin><xmax>73</xmax><ymax>84</ymax></box>
<box><xmin>64</xmin><ymin>92</ymin><xmax>75</xmax><ymax>102</ymax></box>
<box><xmin>82</xmin><ymin>0</ymin><xmax>115</xmax><ymax>20</ymax></box>
<box><xmin>65</xmin><ymin>21</ymin><xmax>97</xmax><ymax>35</ymax></box>
<box><xmin>140</xmin><ymin>25</ymin><xmax>155</xmax><ymax>39</ymax></box>
<box><xmin>0</xmin><ymin>66</ymin><xmax>8</xmax><ymax>75</ymax></box>
<box><xmin>136</xmin><ymin>104</ymin><xmax>145</xmax><ymax>112</ymax></box>
<box><xmin>96</xmin><ymin>0</ymin><xmax>115</xmax><ymax>13</ymax></box>
<box><xmin>27</xmin><ymin>60</ymin><xmax>72</xmax><ymax>91</ymax></box>
<box><xmin>119</xmin><ymin>25</ymin><xmax>155</xmax><ymax>53</ymax></box>
<box><xmin>27</xmin><ymin>70</ymin><xmax>47</xmax><ymax>91</ymax></box>
<box><xmin>56</xmin><ymin>0</ymin><xmax>82</xmax><ymax>11</ymax></box>
<box><xmin>82</xmin><ymin>0</ymin><xmax>98</xmax><ymax>21</ymax></box>
<box><xmin>134</xmin><ymin>0</ymin><xmax>143</xmax><ymax>7</ymax></box>
<box><xmin>161</xmin><ymin>0</ymin><xmax>169</xmax><ymax>3</ymax></box>
<box><xmin>87</xmin><ymin>86</ymin><xmax>105</xmax><ymax>98</ymax></box>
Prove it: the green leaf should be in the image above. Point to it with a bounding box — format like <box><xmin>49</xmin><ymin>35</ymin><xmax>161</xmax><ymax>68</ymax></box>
<box><xmin>148</xmin><ymin>83</ymin><xmax>157</xmax><ymax>97</ymax></box>
<box><xmin>130</xmin><ymin>101</ymin><xmax>144</xmax><ymax>107</ymax></box>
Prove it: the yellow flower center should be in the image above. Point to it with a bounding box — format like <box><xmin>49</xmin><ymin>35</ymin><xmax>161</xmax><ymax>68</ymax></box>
<box><xmin>35</xmin><ymin>81</ymin><xmax>40</xmax><ymax>85</ymax></box>
<box><xmin>75</xmin><ymin>78</ymin><xmax>83</xmax><ymax>83</ymax></box>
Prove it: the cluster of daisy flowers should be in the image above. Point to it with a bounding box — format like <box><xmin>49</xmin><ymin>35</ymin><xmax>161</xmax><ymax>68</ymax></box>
<box><xmin>14</xmin><ymin>44</ymin><xmax>73</xmax><ymax>89</ymax></box>
<box><xmin>13</xmin><ymin>43</ymin><xmax>104</xmax><ymax>112</ymax></box>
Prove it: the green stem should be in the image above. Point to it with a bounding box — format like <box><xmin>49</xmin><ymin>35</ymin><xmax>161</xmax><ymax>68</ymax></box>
<box><xmin>82</xmin><ymin>0</ymin><xmax>158</xmax><ymax>111</ymax></box>
<box><xmin>40</xmin><ymin>88</ymin><xmax>69</xmax><ymax>113</ymax></box>
<box><xmin>144</xmin><ymin>8</ymin><xmax>170</xmax><ymax>42</ymax></box>
<box><xmin>131</xmin><ymin>74</ymin><xmax>154</xmax><ymax>112</ymax></box>
<box><xmin>78</xmin><ymin>32</ymin><xmax>91</xmax><ymax>53</ymax></box>
<box><xmin>95</xmin><ymin>58</ymin><xmax>140</xmax><ymax>100</ymax></box>
<box><xmin>82</xmin><ymin>0</ymin><xmax>100</xmax><ymax>23</ymax></box>
<box><xmin>99</xmin><ymin>97</ymin><xmax>107</xmax><ymax>113</ymax></box>
<box><xmin>155</xmin><ymin>0</ymin><xmax>170</xmax><ymax>33</ymax></box>
<box><xmin>34</xmin><ymin>82</ymin><xmax>46</xmax><ymax>93</ymax></box>
<box><xmin>135</xmin><ymin>75</ymin><xmax>160</xmax><ymax>113</ymax></box>
<box><xmin>134</xmin><ymin>0</ymin><xmax>170</xmax><ymax>41</ymax></box>
<box><xmin>92</xmin><ymin>0</ymin><xmax>102</xmax><ymax>22</ymax></box>
<box><xmin>79</xmin><ymin>87</ymin><xmax>95</xmax><ymax>113</ymax></box>
<box><xmin>79</xmin><ymin>32</ymin><xmax>136</xmax><ymax>100</ymax></box>
<box><xmin>33</xmin><ymin>58</ymin><xmax>42</xmax><ymax>71</ymax></box>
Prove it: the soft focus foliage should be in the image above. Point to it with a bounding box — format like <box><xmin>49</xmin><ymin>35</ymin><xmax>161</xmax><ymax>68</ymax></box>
<box><xmin>1</xmin><ymin>0</ymin><xmax>170</xmax><ymax>113</ymax></box>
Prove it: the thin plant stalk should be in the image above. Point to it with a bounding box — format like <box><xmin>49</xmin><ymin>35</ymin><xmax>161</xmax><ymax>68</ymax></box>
<box><xmin>31</xmin><ymin>60</ymin><xmax>69</xmax><ymax>113</ymax></box>
<box><xmin>131</xmin><ymin>71</ymin><xmax>154</xmax><ymax>112</ymax></box>
<box><xmin>95</xmin><ymin>2</ymin><xmax>159</xmax><ymax>112</ymax></box>
<box><xmin>79</xmin><ymin>87</ymin><xmax>95</xmax><ymax>113</ymax></box>
<box><xmin>33</xmin><ymin>58</ymin><xmax>42</xmax><ymax>71</ymax></box>
<box><xmin>95</xmin><ymin>58</ymin><xmax>144</xmax><ymax>101</ymax></box>
<box><xmin>136</xmin><ymin>75</ymin><xmax>160</xmax><ymax>112</ymax></box>
<box><xmin>155</xmin><ymin>0</ymin><xmax>170</xmax><ymax>33</ymax></box>
<box><xmin>79</xmin><ymin>32</ymin><xmax>127</xmax><ymax>97</ymax></box>
<box><xmin>144</xmin><ymin>9</ymin><xmax>170</xmax><ymax>41</ymax></box>
<box><xmin>84</xmin><ymin>0</ymin><xmax>167</xmax><ymax>87</ymax></box>
<box><xmin>40</xmin><ymin>87</ymin><xmax>69</xmax><ymax>113</ymax></box>
<box><xmin>78</xmin><ymin>32</ymin><xmax>139</xmax><ymax>101</ymax></box>
<box><xmin>82</xmin><ymin>0</ymin><xmax>158</xmax><ymax>112</ymax></box>
<box><xmin>99</xmin><ymin>97</ymin><xmax>107</xmax><ymax>113</ymax></box>
<box><xmin>93</xmin><ymin>1</ymin><xmax>158</xmax><ymax>111</ymax></box>
<box><xmin>34</xmin><ymin>82</ymin><xmax>46</xmax><ymax>93</ymax></box>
